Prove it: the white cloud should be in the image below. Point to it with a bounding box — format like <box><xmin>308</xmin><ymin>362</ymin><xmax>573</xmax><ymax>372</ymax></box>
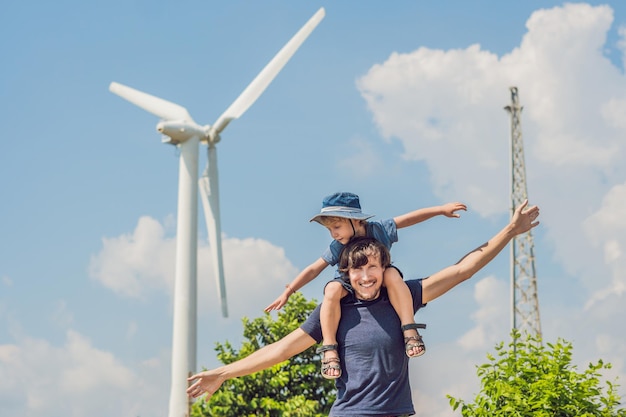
<box><xmin>582</xmin><ymin>182</ymin><xmax>626</xmax><ymax>309</ymax></box>
<box><xmin>457</xmin><ymin>276</ymin><xmax>508</xmax><ymax>350</ymax></box>
<box><xmin>198</xmin><ymin>236</ymin><xmax>300</xmax><ymax>318</ymax></box>
<box><xmin>0</xmin><ymin>330</ymin><xmax>168</xmax><ymax>417</ymax></box>
<box><xmin>89</xmin><ymin>216</ymin><xmax>299</xmax><ymax>318</ymax></box>
<box><xmin>619</xmin><ymin>25</ymin><xmax>626</xmax><ymax>70</ymax></box>
<box><xmin>601</xmin><ymin>97</ymin><xmax>626</xmax><ymax>130</ymax></box>
<box><xmin>357</xmin><ymin>43</ymin><xmax>509</xmax><ymax>216</ymax></box>
<box><xmin>89</xmin><ymin>216</ymin><xmax>175</xmax><ymax>298</ymax></box>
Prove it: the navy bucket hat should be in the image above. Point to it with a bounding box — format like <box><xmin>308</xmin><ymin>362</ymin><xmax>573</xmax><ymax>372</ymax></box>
<box><xmin>310</xmin><ymin>192</ymin><xmax>375</xmax><ymax>224</ymax></box>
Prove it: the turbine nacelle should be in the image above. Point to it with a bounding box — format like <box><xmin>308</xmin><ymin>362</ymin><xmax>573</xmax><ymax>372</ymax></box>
<box><xmin>157</xmin><ymin>120</ymin><xmax>206</xmax><ymax>145</ymax></box>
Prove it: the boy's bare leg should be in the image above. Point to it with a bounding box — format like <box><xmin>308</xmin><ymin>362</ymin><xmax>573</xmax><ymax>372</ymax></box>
<box><xmin>319</xmin><ymin>281</ymin><xmax>348</xmax><ymax>378</ymax></box>
<box><xmin>384</xmin><ymin>267</ymin><xmax>425</xmax><ymax>357</ymax></box>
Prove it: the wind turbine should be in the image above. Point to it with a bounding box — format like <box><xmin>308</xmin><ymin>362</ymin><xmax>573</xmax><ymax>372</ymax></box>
<box><xmin>108</xmin><ymin>7</ymin><xmax>325</xmax><ymax>417</ymax></box>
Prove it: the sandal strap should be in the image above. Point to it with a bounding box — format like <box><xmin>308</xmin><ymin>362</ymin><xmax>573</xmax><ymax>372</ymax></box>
<box><xmin>316</xmin><ymin>344</ymin><xmax>338</xmax><ymax>354</ymax></box>
<box><xmin>405</xmin><ymin>335</ymin><xmax>424</xmax><ymax>343</ymax></box>
<box><xmin>320</xmin><ymin>353</ymin><xmax>342</xmax><ymax>379</ymax></box>
<box><xmin>401</xmin><ymin>323</ymin><xmax>426</xmax><ymax>332</ymax></box>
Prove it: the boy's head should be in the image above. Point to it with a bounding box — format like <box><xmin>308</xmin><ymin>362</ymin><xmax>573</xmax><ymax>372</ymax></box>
<box><xmin>310</xmin><ymin>192</ymin><xmax>374</xmax><ymax>243</ymax></box>
<box><xmin>309</xmin><ymin>192</ymin><xmax>374</xmax><ymax>225</ymax></box>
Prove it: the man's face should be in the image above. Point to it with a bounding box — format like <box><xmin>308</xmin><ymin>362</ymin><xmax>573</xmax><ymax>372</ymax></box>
<box><xmin>347</xmin><ymin>253</ymin><xmax>384</xmax><ymax>301</ymax></box>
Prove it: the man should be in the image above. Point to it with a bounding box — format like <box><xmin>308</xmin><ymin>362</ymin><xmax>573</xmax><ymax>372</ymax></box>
<box><xmin>187</xmin><ymin>200</ymin><xmax>540</xmax><ymax>416</ymax></box>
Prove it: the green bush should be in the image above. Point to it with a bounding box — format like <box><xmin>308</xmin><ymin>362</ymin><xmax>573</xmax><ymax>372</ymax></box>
<box><xmin>448</xmin><ymin>330</ymin><xmax>626</xmax><ymax>417</ymax></box>
<box><xmin>191</xmin><ymin>293</ymin><xmax>336</xmax><ymax>417</ymax></box>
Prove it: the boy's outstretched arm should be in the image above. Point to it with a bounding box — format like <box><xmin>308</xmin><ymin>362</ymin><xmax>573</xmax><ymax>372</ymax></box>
<box><xmin>187</xmin><ymin>328</ymin><xmax>316</xmax><ymax>400</ymax></box>
<box><xmin>264</xmin><ymin>257</ymin><xmax>328</xmax><ymax>312</ymax></box>
<box><xmin>394</xmin><ymin>202</ymin><xmax>467</xmax><ymax>229</ymax></box>
<box><xmin>422</xmin><ymin>200</ymin><xmax>539</xmax><ymax>303</ymax></box>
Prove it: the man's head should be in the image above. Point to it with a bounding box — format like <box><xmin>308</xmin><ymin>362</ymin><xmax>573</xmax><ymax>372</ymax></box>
<box><xmin>338</xmin><ymin>237</ymin><xmax>391</xmax><ymax>301</ymax></box>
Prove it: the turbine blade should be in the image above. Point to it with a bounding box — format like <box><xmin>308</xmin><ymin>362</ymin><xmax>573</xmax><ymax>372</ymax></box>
<box><xmin>199</xmin><ymin>145</ymin><xmax>228</xmax><ymax>318</ymax></box>
<box><xmin>212</xmin><ymin>7</ymin><xmax>325</xmax><ymax>133</ymax></box>
<box><xmin>109</xmin><ymin>82</ymin><xmax>193</xmax><ymax>122</ymax></box>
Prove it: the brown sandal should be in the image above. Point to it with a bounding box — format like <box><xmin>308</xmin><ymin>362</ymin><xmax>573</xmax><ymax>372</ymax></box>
<box><xmin>401</xmin><ymin>323</ymin><xmax>426</xmax><ymax>358</ymax></box>
<box><xmin>316</xmin><ymin>344</ymin><xmax>341</xmax><ymax>379</ymax></box>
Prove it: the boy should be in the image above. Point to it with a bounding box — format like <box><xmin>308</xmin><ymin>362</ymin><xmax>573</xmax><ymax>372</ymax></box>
<box><xmin>264</xmin><ymin>192</ymin><xmax>466</xmax><ymax>379</ymax></box>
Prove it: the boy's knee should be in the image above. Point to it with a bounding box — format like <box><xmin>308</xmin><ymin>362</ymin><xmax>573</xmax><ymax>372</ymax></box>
<box><xmin>324</xmin><ymin>281</ymin><xmax>345</xmax><ymax>300</ymax></box>
<box><xmin>383</xmin><ymin>267</ymin><xmax>405</xmax><ymax>287</ymax></box>
<box><xmin>384</xmin><ymin>274</ymin><xmax>402</xmax><ymax>284</ymax></box>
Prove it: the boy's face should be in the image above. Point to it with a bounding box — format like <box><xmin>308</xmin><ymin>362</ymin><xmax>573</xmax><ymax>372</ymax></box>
<box><xmin>325</xmin><ymin>218</ymin><xmax>355</xmax><ymax>244</ymax></box>
<box><xmin>347</xmin><ymin>253</ymin><xmax>384</xmax><ymax>301</ymax></box>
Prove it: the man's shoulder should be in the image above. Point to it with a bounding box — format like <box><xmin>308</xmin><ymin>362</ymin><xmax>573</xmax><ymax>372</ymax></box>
<box><xmin>405</xmin><ymin>278</ymin><xmax>422</xmax><ymax>290</ymax></box>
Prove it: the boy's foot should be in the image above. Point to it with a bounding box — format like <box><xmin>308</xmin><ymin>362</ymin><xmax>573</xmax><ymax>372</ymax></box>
<box><xmin>401</xmin><ymin>323</ymin><xmax>426</xmax><ymax>358</ymax></box>
<box><xmin>316</xmin><ymin>344</ymin><xmax>341</xmax><ymax>379</ymax></box>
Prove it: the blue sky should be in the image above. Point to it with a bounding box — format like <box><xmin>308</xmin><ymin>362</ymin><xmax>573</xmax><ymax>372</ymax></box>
<box><xmin>2</xmin><ymin>1</ymin><xmax>626</xmax><ymax>416</ymax></box>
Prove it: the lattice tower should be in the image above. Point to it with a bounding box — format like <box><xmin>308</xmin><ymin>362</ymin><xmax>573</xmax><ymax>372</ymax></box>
<box><xmin>504</xmin><ymin>86</ymin><xmax>542</xmax><ymax>339</ymax></box>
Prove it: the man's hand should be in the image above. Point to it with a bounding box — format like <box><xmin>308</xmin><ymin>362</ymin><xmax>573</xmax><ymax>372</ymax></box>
<box><xmin>187</xmin><ymin>370</ymin><xmax>225</xmax><ymax>400</ymax></box>
<box><xmin>511</xmin><ymin>199</ymin><xmax>540</xmax><ymax>235</ymax></box>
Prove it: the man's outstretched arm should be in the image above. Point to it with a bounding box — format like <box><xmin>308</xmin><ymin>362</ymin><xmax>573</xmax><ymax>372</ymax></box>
<box><xmin>187</xmin><ymin>328</ymin><xmax>316</xmax><ymax>400</ymax></box>
<box><xmin>422</xmin><ymin>200</ymin><xmax>539</xmax><ymax>303</ymax></box>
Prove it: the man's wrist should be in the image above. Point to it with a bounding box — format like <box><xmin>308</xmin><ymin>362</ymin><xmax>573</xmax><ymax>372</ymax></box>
<box><xmin>216</xmin><ymin>366</ymin><xmax>231</xmax><ymax>382</ymax></box>
<box><xmin>504</xmin><ymin>222</ymin><xmax>518</xmax><ymax>237</ymax></box>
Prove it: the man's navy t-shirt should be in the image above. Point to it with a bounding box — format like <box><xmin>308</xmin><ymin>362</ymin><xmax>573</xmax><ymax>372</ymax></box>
<box><xmin>300</xmin><ymin>278</ymin><xmax>426</xmax><ymax>417</ymax></box>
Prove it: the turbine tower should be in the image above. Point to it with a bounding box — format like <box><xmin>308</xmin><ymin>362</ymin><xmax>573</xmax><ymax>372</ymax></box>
<box><xmin>504</xmin><ymin>86</ymin><xmax>542</xmax><ymax>339</ymax></box>
<box><xmin>108</xmin><ymin>8</ymin><xmax>325</xmax><ymax>417</ymax></box>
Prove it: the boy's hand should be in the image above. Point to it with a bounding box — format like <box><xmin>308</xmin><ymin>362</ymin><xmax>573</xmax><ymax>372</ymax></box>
<box><xmin>264</xmin><ymin>293</ymin><xmax>289</xmax><ymax>312</ymax></box>
<box><xmin>442</xmin><ymin>202</ymin><xmax>467</xmax><ymax>218</ymax></box>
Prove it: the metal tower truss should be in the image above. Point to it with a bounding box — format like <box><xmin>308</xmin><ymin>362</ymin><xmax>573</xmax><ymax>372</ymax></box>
<box><xmin>504</xmin><ymin>86</ymin><xmax>542</xmax><ymax>339</ymax></box>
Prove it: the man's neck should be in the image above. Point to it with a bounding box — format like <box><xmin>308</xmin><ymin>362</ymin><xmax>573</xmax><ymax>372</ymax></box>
<box><xmin>353</xmin><ymin>288</ymin><xmax>383</xmax><ymax>303</ymax></box>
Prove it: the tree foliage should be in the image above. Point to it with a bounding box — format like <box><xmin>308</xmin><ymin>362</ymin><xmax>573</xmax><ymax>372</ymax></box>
<box><xmin>191</xmin><ymin>293</ymin><xmax>336</xmax><ymax>417</ymax></box>
<box><xmin>448</xmin><ymin>331</ymin><xmax>626</xmax><ymax>416</ymax></box>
